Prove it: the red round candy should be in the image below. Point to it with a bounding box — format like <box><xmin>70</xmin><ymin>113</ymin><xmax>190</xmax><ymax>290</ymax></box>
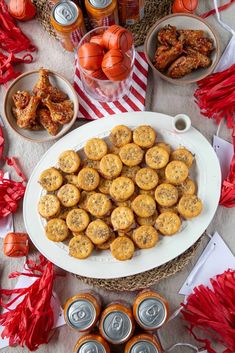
<box><xmin>78</xmin><ymin>43</ymin><xmax>104</xmax><ymax>70</ymax></box>
<box><xmin>3</xmin><ymin>232</ymin><xmax>29</xmax><ymax>257</ymax></box>
<box><xmin>90</xmin><ymin>34</ymin><xmax>104</xmax><ymax>47</ymax></box>
<box><xmin>172</xmin><ymin>0</ymin><xmax>198</xmax><ymax>13</ymax></box>
<box><xmin>102</xmin><ymin>49</ymin><xmax>131</xmax><ymax>81</ymax></box>
<box><xmin>102</xmin><ymin>25</ymin><xmax>133</xmax><ymax>52</ymax></box>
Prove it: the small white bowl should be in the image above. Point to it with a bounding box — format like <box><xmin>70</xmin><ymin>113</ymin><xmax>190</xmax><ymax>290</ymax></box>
<box><xmin>172</xmin><ymin>114</ymin><xmax>191</xmax><ymax>133</ymax></box>
<box><xmin>4</xmin><ymin>70</ymin><xmax>78</xmax><ymax>143</ymax></box>
<box><xmin>144</xmin><ymin>13</ymin><xmax>220</xmax><ymax>85</ymax></box>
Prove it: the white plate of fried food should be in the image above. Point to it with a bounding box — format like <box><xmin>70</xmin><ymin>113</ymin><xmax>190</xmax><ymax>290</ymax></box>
<box><xmin>4</xmin><ymin>68</ymin><xmax>78</xmax><ymax>142</ymax></box>
<box><xmin>23</xmin><ymin>112</ymin><xmax>221</xmax><ymax>279</ymax></box>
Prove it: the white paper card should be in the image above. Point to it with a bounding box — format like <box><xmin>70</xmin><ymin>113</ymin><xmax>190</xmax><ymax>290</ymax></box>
<box><xmin>0</xmin><ymin>267</ymin><xmax>65</xmax><ymax>349</ymax></box>
<box><xmin>0</xmin><ymin>172</ymin><xmax>14</xmax><ymax>238</ymax></box>
<box><xmin>179</xmin><ymin>232</ymin><xmax>235</xmax><ymax>296</ymax></box>
<box><xmin>213</xmin><ymin>135</ymin><xmax>233</xmax><ymax>181</ymax></box>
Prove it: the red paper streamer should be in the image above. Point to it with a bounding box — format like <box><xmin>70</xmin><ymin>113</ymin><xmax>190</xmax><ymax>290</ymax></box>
<box><xmin>0</xmin><ymin>0</ymin><xmax>36</xmax><ymax>54</ymax></box>
<box><xmin>0</xmin><ymin>0</ymin><xmax>36</xmax><ymax>84</ymax></box>
<box><xmin>181</xmin><ymin>270</ymin><xmax>235</xmax><ymax>353</ymax></box>
<box><xmin>0</xmin><ymin>171</ymin><xmax>26</xmax><ymax>217</ymax></box>
<box><xmin>5</xmin><ymin>157</ymin><xmax>27</xmax><ymax>182</ymax></box>
<box><xmin>194</xmin><ymin>64</ymin><xmax>235</xmax><ymax>129</ymax></box>
<box><xmin>0</xmin><ymin>125</ymin><xmax>4</xmax><ymax>159</ymax></box>
<box><xmin>0</xmin><ymin>255</ymin><xmax>55</xmax><ymax>351</ymax></box>
<box><xmin>194</xmin><ymin>64</ymin><xmax>235</xmax><ymax>207</ymax></box>
<box><xmin>200</xmin><ymin>0</ymin><xmax>235</xmax><ymax>19</ymax></box>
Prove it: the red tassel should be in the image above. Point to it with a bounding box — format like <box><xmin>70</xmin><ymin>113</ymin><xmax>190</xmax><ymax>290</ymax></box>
<box><xmin>181</xmin><ymin>270</ymin><xmax>235</xmax><ymax>353</ymax></box>
<box><xmin>220</xmin><ymin>127</ymin><xmax>235</xmax><ymax>207</ymax></box>
<box><xmin>194</xmin><ymin>64</ymin><xmax>235</xmax><ymax>129</ymax></box>
<box><xmin>0</xmin><ymin>255</ymin><xmax>55</xmax><ymax>351</ymax></box>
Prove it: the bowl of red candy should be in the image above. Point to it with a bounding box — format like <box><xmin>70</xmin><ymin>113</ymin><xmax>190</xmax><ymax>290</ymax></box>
<box><xmin>77</xmin><ymin>25</ymin><xmax>135</xmax><ymax>102</ymax></box>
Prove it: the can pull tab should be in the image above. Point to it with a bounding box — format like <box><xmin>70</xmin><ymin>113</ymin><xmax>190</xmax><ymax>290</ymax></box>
<box><xmin>164</xmin><ymin>343</ymin><xmax>199</xmax><ymax>352</ymax></box>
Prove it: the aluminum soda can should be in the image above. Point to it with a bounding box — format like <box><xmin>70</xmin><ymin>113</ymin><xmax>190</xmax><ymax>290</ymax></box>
<box><xmin>85</xmin><ymin>0</ymin><xmax>119</xmax><ymax>28</ymax></box>
<box><xmin>133</xmin><ymin>290</ymin><xmax>169</xmax><ymax>331</ymax></box>
<box><xmin>124</xmin><ymin>333</ymin><xmax>162</xmax><ymax>353</ymax></box>
<box><xmin>73</xmin><ymin>334</ymin><xmax>111</xmax><ymax>353</ymax></box>
<box><xmin>64</xmin><ymin>291</ymin><xmax>102</xmax><ymax>332</ymax></box>
<box><xmin>51</xmin><ymin>0</ymin><xmax>86</xmax><ymax>52</ymax></box>
<box><xmin>99</xmin><ymin>301</ymin><xmax>135</xmax><ymax>345</ymax></box>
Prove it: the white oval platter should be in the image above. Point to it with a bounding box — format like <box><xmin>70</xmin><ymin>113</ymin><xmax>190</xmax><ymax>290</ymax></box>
<box><xmin>23</xmin><ymin>112</ymin><xmax>221</xmax><ymax>279</ymax></box>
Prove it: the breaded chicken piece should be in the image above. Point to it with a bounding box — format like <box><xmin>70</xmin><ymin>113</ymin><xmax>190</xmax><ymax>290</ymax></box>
<box><xmin>37</xmin><ymin>108</ymin><xmax>59</xmax><ymax>136</ymax></box>
<box><xmin>186</xmin><ymin>48</ymin><xmax>212</xmax><ymax>68</ymax></box>
<box><xmin>33</xmin><ymin>68</ymin><xmax>68</xmax><ymax>103</ymax></box>
<box><xmin>154</xmin><ymin>41</ymin><xmax>183</xmax><ymax>71</ymax></box>
<box><xmin>157</xmin><ymin>25</ymin><xmax>179</xmax><ymax>46</ymax></box>
<box><xmin>179</xmin><ymin>30</ymin><xmax>214</xmax><ymax>55</ymax></box>
<box><xmin>13</xmin><ymin>95</ymin><xmax>40</xmax><ymax>129</ymax></box>
<box><xmin>12</xmin><ymin>91</ymin><xmax>30</xmax><ymax>109</ymax></box>
<box><xmin>43</xmin><ymin>96</ymin><xmax>74</xmax><ymax>125</ymax></box>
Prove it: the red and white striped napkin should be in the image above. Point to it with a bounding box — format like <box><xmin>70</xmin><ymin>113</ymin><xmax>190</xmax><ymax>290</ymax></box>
<box><xmin>74</xmin><ymin>51</ymin><xmax>148</xmax><ymax>120</ymax></box>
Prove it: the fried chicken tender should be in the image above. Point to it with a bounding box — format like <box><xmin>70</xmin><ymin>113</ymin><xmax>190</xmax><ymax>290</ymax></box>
<box><xmin>13</xmin><ymin>95</ymin><xmax>40</xmax><ymax>129</ymax></box>
<box><xmin>154</xmin><ymin>41</ymin><xmax>183</xmax><ymax>71</ymax></box>
<box><xmin>37</xmin><ymin>108</ymin><xmax>60</xmax><ymax>136</ymax></box>
<box><xmin>158</xmin><ymin>25</ymin><xmax>179</xmax><ymax>46</ymax></box>
<box><xmin>43</xmin><ymin>96</ymin><xmax>74</xmax><ymax>125</ymax></box>
<box><xmin>167</xmin><ymin>50</ymin><xmax>211</xmax><ymax>78</ymax></box>
<box><xmin>178</xmin><ymin>30</ymin><xmax>214</xmax><ymax>55</ymax></box>
<box><xmin>33</xmin><ymin>68</ymin><xmax>68</xmax><ymax>103</ymax></box>
<box><xmin>12</xmin><ymin>90</ymin><xmax>30</xmax><ymax>109</ymax></box>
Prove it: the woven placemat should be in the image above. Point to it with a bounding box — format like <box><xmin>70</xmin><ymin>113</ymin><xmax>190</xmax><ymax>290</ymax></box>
<box><xmin>75</xmin><ymin>234</ymin><xmax>207</xmax><ymax>291</ymax></box>
<box><xmin>33</xmin><ymin>0</ymin><xmax>173</xmax><ymax>47</ymax></box>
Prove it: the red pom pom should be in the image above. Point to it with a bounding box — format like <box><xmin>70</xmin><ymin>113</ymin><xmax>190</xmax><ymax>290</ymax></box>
<box><xmin>181</xmin><ymin>270</ymin><xmax>235</xmax><ymax>353</ymax></box>
<box><xmin>0</xmin><ymin>256</ymin><xmax>55</xmax><ymax>351</ymax></box>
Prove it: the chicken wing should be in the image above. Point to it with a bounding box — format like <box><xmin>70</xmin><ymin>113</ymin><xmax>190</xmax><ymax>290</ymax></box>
<box><xmin>37</xmin><ymin>108</ymin><xmax>60</xmax><ymax>136</ymax></box>
<box><xmin>178</xmin><ymin>30</ymin><xmax>214</xmax><ymax>55</ymax></box>
<box><xmin>12</xmin><ymin>90</ymin><xmax>30</xmax><ymax>109</ymax></box>
<box><xmin>186</xmin><ymin>48</ymin><xmax>212</xmax><ymax>68</ymax></box>
<box><xmin>33</xmin><ymin>68</ymin><xmax>68</xmax><ymax>103</ymax></box>
<box><xmin>13</xmin><ymin>95</ymin><xmax>40</xmax><ymax>129</ymax></box>
<box><xmin>154</xmin><ymin>41</ymin><xmax>183</xmax><ymax>71</ymax></box>
<box><xmin>157</xmin><ymin>25</ymin><xmax>179</xmax><ymax>46</ymax></box>
<box><xmin>43</xmin><ymin>97</ymin><xmax>74</xmax><ymax>125</ymax></box>
<box><xmin>167</xmin><ymin>50</ymin><xmax>211</xmax><ymax>78</ymax></box>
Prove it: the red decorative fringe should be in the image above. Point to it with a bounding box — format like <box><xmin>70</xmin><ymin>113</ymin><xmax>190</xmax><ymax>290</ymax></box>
<box><xmin>0</xmin><ymin>0</ymin><xmax>36</xmax><ymax>84</ymax></box>
<box><xmin>5</xmin><ymin>157</ymin><xmax>27</xmax><ymax>182</ymax></box>
<box><xmin>0</xmin><ymin>126</ymin><xmax>3</xmax><ymax>159</ymax></box>
<box><xmin>194</xmin><ymin>64</ymin><xmax>235</xmax><ymax>207</ymax></box>
<box><xmin>0</xmin><ymin>171</ymin><xmax>26</xmax><ymax>218</ymax></box>
<box><xmin>181</xmin><ymin>270</ymin><xmax>235</xmax><ymax>353</ymax></box>
<box><xmin>0</xmin><ymin>256</ymin><xmax>55</xmax><ymax>351</ymax></box>
<box><xmin>194</xmin><ymin>64</ymin><xmax>235</xmax><ymax>129</ymax></box>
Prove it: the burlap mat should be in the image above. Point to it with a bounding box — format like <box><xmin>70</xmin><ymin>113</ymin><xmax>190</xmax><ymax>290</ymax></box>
<box><xmin>33</xmin><ymin>0</ymin><xmax>173</xmax><ymax>47</ymax></box>
<box><xmin>75</xmin><ymin>234</ymin><xmax>206</xmax><ymax>291</ymax></box>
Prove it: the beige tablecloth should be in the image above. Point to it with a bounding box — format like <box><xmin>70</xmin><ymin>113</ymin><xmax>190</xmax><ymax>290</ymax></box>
<box><xmin>1</xmin><ymin>2</ymin><xmax>235</xmax><ymax>352</ymax></box>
